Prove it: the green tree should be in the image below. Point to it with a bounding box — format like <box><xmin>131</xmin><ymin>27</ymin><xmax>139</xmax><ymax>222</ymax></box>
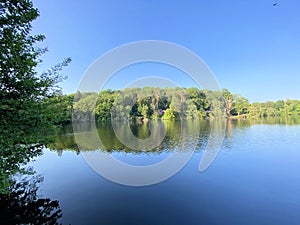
<box><xmin>248</xmin><ymin>102</ymin><xmax>262</xmax><ymax>118</ymax></box>
<box><xmin>185</xmin><ymin>99</ymin><xmax>199</xmax><ymax>119</ymax></box>
<box><xmin>0</xmin><ymin>0</ymin><xmax>70</xmax><ymax>192</ymax></box>
<box><xmin>162</xmin><ymin>104</ymin><xmax>179</xmax><ymax>120</ymax></box>
<box><xmin>186</xmin><ymin>87</ymin><xmax>209</xmax><ymax>119</ymax></box>
<box><xmin>138</xmin><ymin>104</ymin><xmax>149</xmax><ymax>119</ymax></box>
<box><xmin>265</xmin><ymin>101</ymin><xmax>277</xmax><ymax>116</ymax></box>
<box><xmin>222</xmin><ymin>89</ymin><xmax>233</xmax><ymax>117</ymax></box>
<box><xmin>186</xmin><ymin>88</ymin><xmax>209</xmax><ymax>110</ymax></box>
<box><xmin>232</xmin><ymin>95</ymin><xmax>249</xmax><ymax>116</ymax></box>
<box><xmin>204</xmin><ymin>90</ymin><xmax>224</xmax><ymax>118</ymax></box>
<box><xmin>95</xmin><ymin>89</ymin><xmax>116</xmax><ymax>122</ymax></box>
<box><xmin>73</xmin><ymin>93</ymin><xmax>97</xmax><ymax>121</ymax></box>
<box><xmin>275</xmin><ymin>100</ymin><xmax>285</xmax><ymax>116</ymax></box>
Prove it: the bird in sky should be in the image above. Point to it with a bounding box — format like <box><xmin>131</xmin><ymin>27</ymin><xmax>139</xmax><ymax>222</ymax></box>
<box><xmin>273</xmin><ymin>2</ymin><xmax>279</xmax><ymax>7</ymax></box>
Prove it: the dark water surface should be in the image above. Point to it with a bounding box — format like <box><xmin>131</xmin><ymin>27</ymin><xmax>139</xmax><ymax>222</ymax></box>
<box><xmin>29</xmin><ymin>119</ymin><xmax>300</xmax><ymax>225</ymax></box>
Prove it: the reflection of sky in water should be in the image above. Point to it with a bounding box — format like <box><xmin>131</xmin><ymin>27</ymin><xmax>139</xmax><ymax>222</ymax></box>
<box><xmin>111</xmin><ymin>151</ymin><xmax>172</xmax><ymax>166</ymax></box>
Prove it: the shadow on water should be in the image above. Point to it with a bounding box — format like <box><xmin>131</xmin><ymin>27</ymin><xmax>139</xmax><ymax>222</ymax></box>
<box><xmin>0</xmin><ymin>122</ymin><xmax>64</xmax><ymax>224</ymax></box>
<box><xmin>0</xmin><ymin>175</ymin><xmax>62</xmax><ymax>225</ymax></box>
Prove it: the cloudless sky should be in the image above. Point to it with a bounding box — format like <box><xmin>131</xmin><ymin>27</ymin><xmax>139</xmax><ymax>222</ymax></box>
<box><xmin>32</xmin><ymin>0</ymin><xmax>300</xmax><ymax>102</ymax></box>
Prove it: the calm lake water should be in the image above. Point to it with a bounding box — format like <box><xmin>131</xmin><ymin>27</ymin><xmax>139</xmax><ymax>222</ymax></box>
<box><xmin>28</xmin><ymin>118</ymin><xmax>300</xmax><ymax>225</ymax></box>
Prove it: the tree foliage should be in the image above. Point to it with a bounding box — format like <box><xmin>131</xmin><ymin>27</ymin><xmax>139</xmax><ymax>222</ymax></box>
<box><xmin>69</xmin><ymin>88</ymin><xmax>300</xmax><ymax>123</ymax></box>
<box><xmin>0</xmin><ymin>0</ymin><xmax>70</xmax><ymax>192</ymax></box>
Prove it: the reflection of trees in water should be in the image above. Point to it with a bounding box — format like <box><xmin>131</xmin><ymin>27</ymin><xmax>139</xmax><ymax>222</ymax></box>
<box><xmin>221</xmin><ymin>119</ymin><xmax>251</xmax><ymax>151</ymax></box>
<box><xmin>0</xmin><ymin>175</ymin><xmax>62</xmax><ymax>225</ymax></box>
<box><xmin>48</xmin><ymin>118</ymin><xmax>300</xmax><ymax>154</ymax></box>
<box><xmin>49</xmin><ymin>120</ymin><xmax>210</xmax><ymax>153</ymax></box>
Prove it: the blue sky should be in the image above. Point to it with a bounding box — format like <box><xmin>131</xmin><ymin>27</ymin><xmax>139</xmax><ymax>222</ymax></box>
<box><xmin>32</xmin><ymin>0</ymin><xmax>300</xmax><ymax>102</ymax></box>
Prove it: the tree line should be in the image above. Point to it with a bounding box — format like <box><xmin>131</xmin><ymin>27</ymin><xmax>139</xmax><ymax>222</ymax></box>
<box><xmin>52</xmin><ymin>87</ymin><xmax>300</xmax><ymax>123</ymax></box>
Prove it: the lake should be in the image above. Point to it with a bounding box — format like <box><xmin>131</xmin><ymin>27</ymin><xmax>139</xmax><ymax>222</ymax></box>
<box><xmin>26</xmin><ymin>118</ymin><xmax>300</xmax><ymax>224</ymax></box>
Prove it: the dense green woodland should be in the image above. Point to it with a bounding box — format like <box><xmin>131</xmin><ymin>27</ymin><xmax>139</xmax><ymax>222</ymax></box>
<box><xmin>56</xmin><ymin>88</ymin><xmax>300</xmax><ymax>123</ymax></box>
